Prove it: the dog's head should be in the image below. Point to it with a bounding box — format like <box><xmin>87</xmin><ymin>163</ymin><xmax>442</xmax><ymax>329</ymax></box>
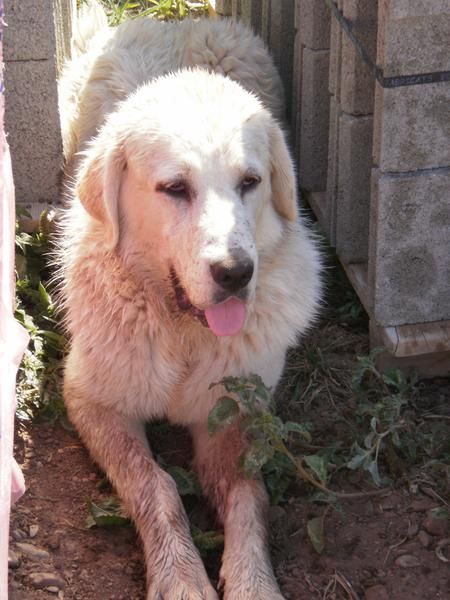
<box><xmin>75</xmin><ymin>69</ymin><xmax>298</xmax><ymax>336</ymax></box>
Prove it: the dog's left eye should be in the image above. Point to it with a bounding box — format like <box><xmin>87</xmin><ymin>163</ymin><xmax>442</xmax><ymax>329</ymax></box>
<box><xmin>240</xmin><ymin>175</ymin><xmax>261</xmax><ymax>195</ymax></box>
<box><xmin>159</xmin><ymin>181</ymin><xmax>189</xmax><ymax>200</ymax></box>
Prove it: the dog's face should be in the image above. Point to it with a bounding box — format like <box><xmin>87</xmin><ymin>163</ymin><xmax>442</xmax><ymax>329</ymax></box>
<box><xmin>76</xmin><ymin>70</ymin><xmax>298</xmax><ymax>336</ymax></box>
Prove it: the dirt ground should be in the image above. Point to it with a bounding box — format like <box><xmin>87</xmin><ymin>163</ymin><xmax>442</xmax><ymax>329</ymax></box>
<box><xmin>9</xmin><ymin>331</ymin><xmax>450</xmax><ymax>600</ymax></box>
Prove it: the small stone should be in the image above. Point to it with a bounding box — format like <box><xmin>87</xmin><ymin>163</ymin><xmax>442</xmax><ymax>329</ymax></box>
<box><xmin>15</xmin><ymin>542</ymin><xmax>50</xmax><ymax>560</ymax></box>
<box><xmin>365</xmin><ymin>584</ymin><xmax>389</xmax><ymax>600</ymax></box>
<box><xmin>394</xmin><ymin>541</ymin><xmax>420</xmax><ymax>556</ymax></box>
<box><xmin>29</xmin><ymin>525</ymin><xmax>39</xmax><ymax>538</ymax></box>
<box><xmin>418</xmin><ymin>530</ymin><xmax>432</xmax><ymax>548</ymax></box>
<box><xmin>46</xmin><ymin>586</ymin><xmax>60</xmax><ymax>594</ymax></box>
<box><xmin>407</xmin><ymin>523</ymin><xmax>419</xmax><ymax>538</ymax></box>
<box><xmin>423</xmin><ymin>507</ymin><xmax>449</xmax><ymax>537</ymax></box>
<box><xmin>395</xmin><ymin>554</ymin><xmax>421</xmax><ymax>568</ymax></box>
<box><xmin>409</xmin><ymin>498</ymin><xmax>436</xmax><ymax>512</ymax></box>
<box><xmin>8</xmin><ymin>549</ymin><xmax>21</xmax><ymax>569</ymax></box>
<box><xmin>12</xmin><ymin>529</ymin><xmax>27</xmax><ymax>541</ymax></box>
<box><xmin>29</xmin><ymin>572</ymin><xmax>65</xmax><ymax>590</ymax></box>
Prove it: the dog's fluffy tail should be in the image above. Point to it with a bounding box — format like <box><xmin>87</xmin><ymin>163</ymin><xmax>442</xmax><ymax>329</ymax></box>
<box><xmin>71</xmin><ymin>0</ymin><xmax>108</xmax><ymax>57</ymax></box>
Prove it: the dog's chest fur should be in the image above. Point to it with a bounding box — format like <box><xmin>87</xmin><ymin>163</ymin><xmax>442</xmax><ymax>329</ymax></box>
<box><xmin>62</xmin><ymin>240</ymin><xmax>298</xmax><ymax>425</ymax></box>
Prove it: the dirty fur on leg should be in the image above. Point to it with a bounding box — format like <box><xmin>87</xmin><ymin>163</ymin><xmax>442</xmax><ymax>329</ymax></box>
<box><xmin>192</xmin><ymin>424</ymin><xmax>284</xmax><ymax>599</ymax></box>
<box><xmin>65</xmin><ymin>394</ymin><xmax>218</xmax><ymax>600</ymax></box>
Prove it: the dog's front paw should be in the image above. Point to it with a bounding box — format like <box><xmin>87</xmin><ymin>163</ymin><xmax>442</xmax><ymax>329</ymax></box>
<box><xmin>148</xmin><ymin>576</ymin><xmax>218</xmax><ymax>600</ymax></box>
<box><xmin>222</xmin><ymin>582</ymin><xmax>285</xmax><ymax>600</ymax></box>
<box><xmin>220</xmin><ymin>564</ymin><xmax>286</xmax><ymax>600</ymax></box>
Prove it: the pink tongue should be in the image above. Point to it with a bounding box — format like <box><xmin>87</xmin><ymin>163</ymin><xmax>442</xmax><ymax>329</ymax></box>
<box><xmin>204</xmin><ymin>297</ymin><xmax>247</xmax><ymax>337</ymax></box>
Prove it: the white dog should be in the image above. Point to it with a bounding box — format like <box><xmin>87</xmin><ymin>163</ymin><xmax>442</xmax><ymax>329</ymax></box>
<box><xmin>58</xmin><ymin>3</ymin><xmax>322</xmax><ymax>599</ymax></box>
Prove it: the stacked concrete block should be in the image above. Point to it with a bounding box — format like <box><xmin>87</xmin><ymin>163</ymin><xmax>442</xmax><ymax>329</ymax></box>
<box><xmin>325</xmin><ymin>0</ymin><xmax>343</xmax><ymax>244</ymax></box>
<box><xmin>231</xmin><ymin>0</ymin><xmax>242</xmax><ymax>18</ymax></box>
<box><xmin>233</xmin><ymin>0</ymin><xmax>262</xmax><ymax>34</ymax></box>
<box><xmin>230</xmin><ymin>0</ymin><xmax>296</xmax><ymax>122</ymax></box>
<box><xmin>290</xmin><ymin>1</ymin><xmax>303</xmax><ymax>159</ymax></box>
<box><xmin>295</xmin><ymin>0</ymin><xmax>330</xmax><ymax>217</ymax></box>
<box><xmin>329</xmin><ymin>0</ymin><xmax>378</xmax><ymax>263</ymax></box>
<box><xmin>369</xmin><ymin>0</ymin><xmax>450</xmax><ymax>331</ymax></box>
<box><xmin>336</xmin><ymin>113</ymin><xmax>372</xmax><ymax>263</ymax></box>
<box><xmin>267</xmin><ymin>1</ymin><xmax>296</xmax><ymax>121</ymax></box>
<box><xmin>4</xmin><ymin>0</ymin><xmax>75</xmax><ymax>212</ymax></box>
<box><xmin>369</xmin><ymin>168</ymin><xmax>450</xmax><ymax>327</ymax></box>
<box><xmin>260</xmin><ymin>1</ymin><xmax>273</xmax><ymax>46</ymax></box>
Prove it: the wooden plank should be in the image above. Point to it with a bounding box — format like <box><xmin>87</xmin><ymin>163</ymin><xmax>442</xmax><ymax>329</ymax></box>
<box><xmin>304</xmin><ymin>191</ymin><xmax>328</xmax><ymax>231</ymax></box>
<box><xmin>340</xmin><ymin>261</ymin><xmax>370</xmax><ymax>313</ymax></box>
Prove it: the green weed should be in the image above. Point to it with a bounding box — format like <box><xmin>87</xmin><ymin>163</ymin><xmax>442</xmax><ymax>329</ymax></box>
<box><xmin>15</xmin><ymin>210</ymin><xmax>66</xmax><ymax>421</ymax></box>
<box><xmin>98</xmin><ymin>0</ymin><xmax>208</xmax><ymax>24</ymax></box>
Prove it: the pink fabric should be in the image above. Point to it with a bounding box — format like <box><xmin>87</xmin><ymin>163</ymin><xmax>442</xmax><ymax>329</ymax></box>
<box><xmin>0</xmin><ymin>10</ymin><xmax>29</xmax><ymax>597</ymax></box>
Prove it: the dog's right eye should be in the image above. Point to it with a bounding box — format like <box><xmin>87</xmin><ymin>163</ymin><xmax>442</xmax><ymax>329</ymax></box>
<box><xmin>157</xmin><ymin>181</ymin><xmax>189</xmax><ymax>200</ymax></box>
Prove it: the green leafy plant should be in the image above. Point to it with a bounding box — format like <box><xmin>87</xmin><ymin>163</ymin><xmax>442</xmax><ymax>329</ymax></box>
<box><xmin>15</xmin><ymin>209</ymin><xmax>67</xmax><ymax>421</ymax></box>
<box><xmin>348</xmin><ymin>349</ymin><xmax>418</xmax><ymax>485</ymax></box>
<box><xmin>207</xmin><ymin>375</ymin><xmax>344</xmax><ymax>502</ymax></box>
<box><xmin>86</xmin><ymin>497</ymin><xmax>131</xmax><ymax>528</ymax></box>
<box><xmin>99</xmin><ymin>0</ymin><xmax>208</xmax><ymax>24</ymax></box>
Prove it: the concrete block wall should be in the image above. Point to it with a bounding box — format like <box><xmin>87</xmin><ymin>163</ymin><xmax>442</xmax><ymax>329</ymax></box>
<box><xmin>221</xmin><ymin>0</ymin><xmax>297</xmax><ymax>122</ymax></box>
<box><xmin>334</xmin><ymin>0</ymin><xmax>378</xmax><ymax>264</ymax></box>
<box><xmin>3</xmin><ymin>0</ymin><xmax>75</xmax><ymax>214</ymax></box>
<box><xmin>296</xmin><ymin>0</ymin><xmax>330</xmax><ymax>198</ymax></box>
<box><xmin>225</xmin><ymin>0</ymin><xmax>450</xmax><ymax>371</ymax></box>
<box><xmin>369</xmin><ymin>0</ymin><xmax>450</xmax><ymax>331</ymax></box>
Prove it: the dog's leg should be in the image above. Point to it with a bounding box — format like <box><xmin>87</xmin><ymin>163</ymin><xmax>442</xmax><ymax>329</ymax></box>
<box><xmin>65</xmin><ymin>393</ymin><xmax>218</xmax><ymax>600</ymax></box>
<box><xmin>192</xmin><ymin>423</ymin><xmax>285</xmax><ymax>600</ymax></box>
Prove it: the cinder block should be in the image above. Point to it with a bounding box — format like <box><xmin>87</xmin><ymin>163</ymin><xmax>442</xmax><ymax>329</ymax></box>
<box><xmin>291</xmin><ymin>30</ymin><xmax>302</xmax><ymax>156</ymax></box>
<box><xmin>328</xmin><ymin>0</ymin><xmax>343</xmax><ymax>97</ymax></box>
<box><xmin>231</xmin><ymin>0</ymin><xmax>241</xmax><ymax>17</ymax></box>
<box><xmin>214</xmin><ymin>0</ymin><xmax>232</xmax><ymax>15</ymax></box>
<box><xmin>336</xmin><ymin>114</ymin><xmax>373</xmax><ymax>263</ymax></box>
<box><xmin>4</xmin><ymin>60</ymin><xmax>63</xmax><ymax>205</ymax></box>
<box><xmin>294</xmin><ymin>0</ymin><xmax>301</xmax><ymax>30</ymax></box>
<box><xmin>53</xmin><ymin>0</ymin><xmax>77</xmax><ymax>74</ymax></box>
<box><xmin>3</xmin><ymin>0</ymin><xmax>57</xmax><ymax>61</ymax></box>
<box><xmin>237</xmin><ymin>0</ymin><xmax>262</xmax><ymax>34</ymax></box>
<box><xmin>325</xmin><ymin>95</ymin><xmax>340</xmax><ymax>245</ymax></box>
<box><xmin>298</xmin><ymin>48</ymin><xmax>330</xmax><ymax>192</ymax></box>
<box><xmin>377</xmin><ymin>1</ymin><xmax>450</xmax><ymax>77</ymax></box>
<box><xmin>368</xmin><ymin>168</ymin><xmax>450</xmax><ymax>326</ymax></box>
<box><xmin>343</xmin><ymin>0</ymin><xmax>378</xmax><ymax>61</ymax></box>
<box><xmin>373</xmin><ymin>80</ymin><xmax>450</xmax><ymax>172</ymax></box>
<box><xmin>299</xmin><ymin>0</ymin><xmax>331</xmax><ymax>50</ymax></box>
<box><xmin>267</xmin><ymin>0</ymin><xmax>296</xmax><ymax>120</ymax></box>
<box><xmin>389</xmin><ymin>1</ymin><xmax>450</xmax><ymax>18</ymax></box>
<box><xmin>260</xmin><ymin>0</ymin><xmax>272</xmax><ymax>44</ymax></box>
<box><xmin>3</xmin><ymin>0</ymin><xmax>74</xmax><ymax>206</ymax></box>
<box><xmin>340</xmin><ymin>0</ymin><xmax>378</xmax><ymax>115</ymax></box>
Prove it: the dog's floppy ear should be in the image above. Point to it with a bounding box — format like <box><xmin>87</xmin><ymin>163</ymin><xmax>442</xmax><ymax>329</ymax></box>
<box><xmin>270</xmin><ymin>123</ymin><xmax>298</xmax><ymax>222</ymax></box>
<box><xmin>76</xmin><ymin>140</ymin><xmax>125</xmax><ymax>250</ymax></box>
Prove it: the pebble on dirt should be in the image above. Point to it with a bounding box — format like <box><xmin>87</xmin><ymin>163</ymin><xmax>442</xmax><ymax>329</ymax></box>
<box><xmin>8</xmin><ymin>550</ymin><xmax>21</xmax><ymax>569</ymax></box>
<box><xmin>15</xmin><ymin>542</ymin><xmax>50</xmax><ymax>560</ymax></box>
<box><xmin>422</xmin><ymin>507</ymin><xmax>450</xmax><ymax>537</ymax></box>
<box><xmin>418</xmin><ymin>529</ymin><xmax>432</xmax><ymax>548</ymax></box>
<box><xmin>365</xmin><ymin>584</ymin><xmax>390</xmax><ymax>600</ymax></box>
<box><xmin>29</xmin><ymin>572</ymin><xmax>66</xmax><ymax>590</ymax></box>
<box><xmin>394</xmin><ymin>554</ymin><xmax>421</xmax><ymax>568</ymax></box>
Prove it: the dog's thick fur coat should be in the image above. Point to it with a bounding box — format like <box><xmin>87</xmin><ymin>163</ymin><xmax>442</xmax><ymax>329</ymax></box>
<box><xmin>58</xmin><ymin>3</ymin><xmax>322</xmax><ymax>598</ymax></box>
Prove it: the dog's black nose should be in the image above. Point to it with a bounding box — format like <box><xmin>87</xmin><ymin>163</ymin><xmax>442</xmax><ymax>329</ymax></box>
<box><xmin>210</xmin><ymin>253</ymin><xmax>254</xmax><ymax>292</ymax></box>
